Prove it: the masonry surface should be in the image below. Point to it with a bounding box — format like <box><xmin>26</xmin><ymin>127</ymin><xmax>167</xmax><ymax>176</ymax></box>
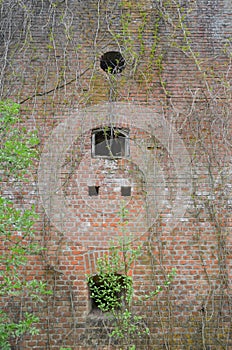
<box><xmin>0</xmin><ymin>0</ymin><xmax>231</xmax><ymax>349</ymax></box>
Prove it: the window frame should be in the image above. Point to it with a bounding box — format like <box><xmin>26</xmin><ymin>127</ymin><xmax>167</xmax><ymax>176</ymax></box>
<box><xmin>91</xmin><ymin>127</ymin><xmax>130</xmax><ymax>159</ymax></box>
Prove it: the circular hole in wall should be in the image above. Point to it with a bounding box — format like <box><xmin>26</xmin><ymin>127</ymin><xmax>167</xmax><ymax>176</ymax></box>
<box><xmin>100</xmin><ymin>51</ymin><xmax>126</xmax><ymax>74</ymax></box>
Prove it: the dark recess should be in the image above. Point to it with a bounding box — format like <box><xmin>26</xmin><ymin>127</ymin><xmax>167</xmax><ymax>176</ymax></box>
<box><xmin>100</xmin><ymin>51</ymin><xmax>126</xmax><ymax>74</ymax></box>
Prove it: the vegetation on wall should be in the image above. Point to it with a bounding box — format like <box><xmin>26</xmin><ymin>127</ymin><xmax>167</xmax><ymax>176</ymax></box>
<box><xmin>87</xmin><ymin>231</ymin><xmax>176</xmax><ymax>349</ymax></box>
<box><xmin>0</xmin><ymin>100</ymin><xmax>51</xmax><ymax>349</ymax></box>
<box><xmin>0</xmin><ymin>0</ymin><xmax>231</xmax><ymax>349</ymax></box>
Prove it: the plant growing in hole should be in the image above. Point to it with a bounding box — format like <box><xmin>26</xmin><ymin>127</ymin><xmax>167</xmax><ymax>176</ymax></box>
<box><xmin>87</xmin><ymin>204</ymin><xmax>176</xmax><ymax>349</ymax></box>
<box><xmin>88</xmin><ymin>205</ymin><xmax>139</xmax><ymax>313</ymax></box>
<box><xmin>87</xmin><ymin>238</ymin><xmax>142</xmax><ymax>348</ymax></box>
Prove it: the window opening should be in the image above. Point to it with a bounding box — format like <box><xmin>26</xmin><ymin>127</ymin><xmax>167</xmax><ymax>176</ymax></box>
<box><xmin>100</xmin><ymin>51</ymin><xmax>125</xmax><ymax>74</ymax></box>
<box><xmin>88</xmin><ymin>186</ymin><xmax>100</xmax><ymax>196</ymax></box>
<box><xmin>121</xmin><ymin>186</ymin><xmax>131</xmax><ymax>196</ymax></box>
<box><xmin>92</xmin><ymin>127</ymin><xmax>129</xmax><ymax>158</ymax></box>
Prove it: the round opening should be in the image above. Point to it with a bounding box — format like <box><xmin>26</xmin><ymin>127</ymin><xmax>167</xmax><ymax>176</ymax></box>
<box><xmin>100</xmin><ymin>51</ymin><xmax>126</xmax><ymax>74</ymax></box>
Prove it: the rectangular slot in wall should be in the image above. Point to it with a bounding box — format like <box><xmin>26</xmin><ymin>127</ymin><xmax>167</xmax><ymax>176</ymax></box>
<box><xmin>121</xmin><ymin>186</ymin><xmax>131</xmax><ymax>196</ymax></box>
<box><xmin>88</xmin><ymin>186</ymin><xmax>100</xmax><ymax>196</ymax></box>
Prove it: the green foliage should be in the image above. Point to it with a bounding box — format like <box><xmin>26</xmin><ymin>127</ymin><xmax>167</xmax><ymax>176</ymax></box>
<box><xmin>138</xmin><ymin>267</ymin><xmax>176</xmax><ymax>301</ymax></box>
<box><xmin>87</xmin><ymin>206</ymin><xmax>176</xmax><ymax>349</ymax></box>
<box><xmin>88</xmin><ymin>237</ymin><xmax>176</xmax><ymax>348</ymax></box>
<box><xmin>0</xmin><ymin>312</ymin><xmax>39</xmax><ymax>350</ymax></box>
<box><xmin>0</xmin><ymin>100</ymin><xmax>51</xmax><ymax>349</ymax></box>
<box><xmin>0</xmin><ymin>99</ymin><xmax>39</xmax><ymax>180</ymax></box>
<box><xmin>88</xmin><ymin>247</ymin><xmax>134</xmax><ymax>312</ymax></box>
<box><xmin>87</xmin><ymin>238</ymin><xmax>142</xmax><ymax>348</ymax></box>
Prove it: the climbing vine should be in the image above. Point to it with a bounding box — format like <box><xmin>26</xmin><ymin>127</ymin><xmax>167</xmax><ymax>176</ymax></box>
<box><xmin>0</xmin><ymin>0</ymin><xmax>231</xmax><ymax>349</ymax></box>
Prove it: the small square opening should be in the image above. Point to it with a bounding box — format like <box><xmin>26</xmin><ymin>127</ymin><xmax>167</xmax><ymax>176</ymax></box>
<box><xmin>121</xmin><ymin>186</ymin><xmax>131</xmax><ymax>196</ymax></box>
<box><xmin>88</xmin><ymin>274</ymin><xmax>129</xmax><ymax>313</ymax></box>
<box><xmin>88</xmin><ymin>186</ymin><xmax>100</xmax><ymax>196</ymax></box>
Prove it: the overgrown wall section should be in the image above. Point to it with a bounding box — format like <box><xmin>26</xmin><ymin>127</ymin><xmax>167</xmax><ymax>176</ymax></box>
<box><xmin>0</xmin><ymin>0</ymin><xmax>231</xmax><ymax>349</ymax></box>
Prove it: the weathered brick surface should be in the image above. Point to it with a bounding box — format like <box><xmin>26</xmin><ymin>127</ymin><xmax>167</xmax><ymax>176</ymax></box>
<box><xmin>0</xmin><ymin>0</ymin><xmax>231</xmax><ymax>349</ymax></box>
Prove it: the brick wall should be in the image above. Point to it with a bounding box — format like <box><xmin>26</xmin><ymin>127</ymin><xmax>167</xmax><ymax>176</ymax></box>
<box><xmin>0</xmin><ymin>0</ymin><xmax>231</xmax><ymax>349</ymax></box>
